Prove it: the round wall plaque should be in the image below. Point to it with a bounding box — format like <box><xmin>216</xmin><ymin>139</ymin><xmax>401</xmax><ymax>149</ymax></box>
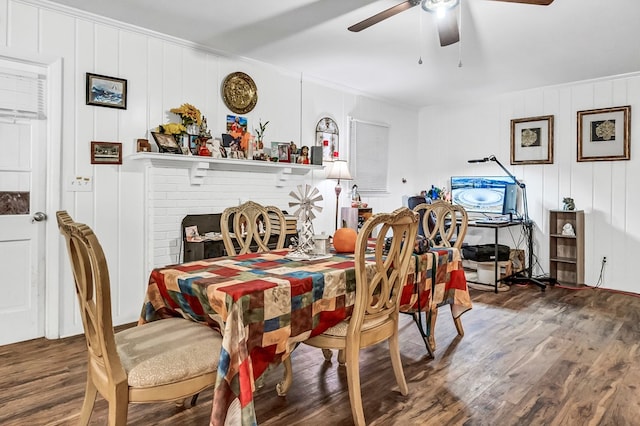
<box><xmin>221</xmin><ymin>72</ymin><xmax>258</xmax><ymax>114</ymax></box>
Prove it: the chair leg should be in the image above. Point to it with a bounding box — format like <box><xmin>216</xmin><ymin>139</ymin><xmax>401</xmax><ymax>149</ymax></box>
<box><xmin>108</xmin><ymin>382</ymin><xmax>129</xmax><ymax>426</ymax></box>
<box><xmin>276</xmin><ymin>356</ymin><xmax>293</xmax><ymax>396</ymax></box>
<box><xmin>337</xmin><ymin>349</ymin><xmax>346</xmax><ymax>365</ymax></box>
<box><xmin>389</xmin><ymin>330</ymin><xmax>408</xmax><ymax>396</ymax></box>
<box><xmin>428</xmin><ymin>307</ymin><xmax>438</xmax><ymax>351</ymax></box>
<box><xmin>345</xmin><ymin>343</ymin><xmax>365</xmax><ymax>426</ymax></box>
<box><xmin>453</xmin><ymin>315</ymin><xmax>464</xmax><ymax>337</ymax></box>
<box><xmin>321</xmin><ymin>348</ymin><xmax>333</xmax><ymax>361</ymax></box>
<box><xmin>78</xmin><ymin>376</ymin><xmax>98</xmax><ymax>426</ymax></box>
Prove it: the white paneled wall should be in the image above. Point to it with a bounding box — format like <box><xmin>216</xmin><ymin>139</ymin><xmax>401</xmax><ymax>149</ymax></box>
<box><xmin>3</xmin><ymin>0</ymin><xmax>419</xmax><ymax>339</ymax></box>
<box><xmin>419</xmin><ymin>74</ymin><xmax>640</xmax><ymax>292</ymax></box>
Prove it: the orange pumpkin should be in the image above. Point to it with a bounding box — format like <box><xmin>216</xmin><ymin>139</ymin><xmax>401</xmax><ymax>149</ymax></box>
<box><xmin>333</xmin><ymin>227</ymin><xmax>357</xmax><ymax>253</ymax></box>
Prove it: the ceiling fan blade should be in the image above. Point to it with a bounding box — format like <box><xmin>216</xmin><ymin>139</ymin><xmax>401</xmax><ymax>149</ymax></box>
<box><xmin>490</xmin><ymin>0</ymin><xmax>553</xmax><ymax>5</ymax></box>
<box><xmin>436</xmin><ymin>11</ymin><xmax>460</xmax><ymax>47</ymax></box>
<box><xmin>348</xmin><ymin>0</ymin><xmax>420</xmax><ymax>32</ymax></box>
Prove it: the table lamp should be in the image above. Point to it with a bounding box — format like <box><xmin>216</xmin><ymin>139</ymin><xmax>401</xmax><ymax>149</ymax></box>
<box><xmin>326</xmin><ymin>160</ymin><xmax>352</xmax><ymax>230</ymax></box>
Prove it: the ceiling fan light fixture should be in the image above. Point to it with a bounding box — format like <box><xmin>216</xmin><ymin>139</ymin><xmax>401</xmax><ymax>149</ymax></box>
<box><xmin>421</xmin><ymin>0</ymin><xmax>460</xmax><ymax>14</ymax></box>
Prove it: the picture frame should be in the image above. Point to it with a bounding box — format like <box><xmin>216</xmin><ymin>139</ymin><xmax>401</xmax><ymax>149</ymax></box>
<box><xmin>510</xmin><ymin>115</ymin><xmax>554</xmax><ymax>165</ymax></box>
<box><xmin>577</xmin><ymin>105</ymin><xmax>631</xmax><ymax>162</ymax></box>
<box><xmin>151</xmin><ymin>132</ymin><xmax>182</xmax><ymax>154</ymax></box>
<box><xmin>136</xmin><ymin>139</ymin><xmax>151</xmax><ymax>153</ymax></box>
<box><xmin>86</xmin><ymin>73</ymin><xmax>127</xmax><ymax>109</ymax></box>
<box><xmin>90</xmin><ymin>141</ymin><xmax>122</xmax><ymax>165</ymax></box>
<box><xmin>277</xmin><ymin>142</ymin><xmax>290</xmax><ymax>162</ymax></box>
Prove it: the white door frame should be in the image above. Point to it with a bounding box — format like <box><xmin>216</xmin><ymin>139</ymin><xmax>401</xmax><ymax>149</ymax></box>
<box><xmin>0</xmin><ymin>47</ymin><xmax>63</xmax><ymax>339</ymax></box>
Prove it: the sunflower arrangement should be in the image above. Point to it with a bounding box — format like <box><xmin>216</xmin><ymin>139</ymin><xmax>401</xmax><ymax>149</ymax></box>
<box><xmin>170</xmin><ymin>103</ymin><xmax>202</xmax><ymax>127</ymax></box>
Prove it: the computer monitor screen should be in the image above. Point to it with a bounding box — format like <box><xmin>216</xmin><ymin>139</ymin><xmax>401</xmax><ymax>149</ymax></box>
<box><xmin>451</xmin><ymin>176</ymin><xmax>517</xmax><ymax>215</ymax></box>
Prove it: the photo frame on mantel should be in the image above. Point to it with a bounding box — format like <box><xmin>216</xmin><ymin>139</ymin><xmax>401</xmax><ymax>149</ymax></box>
<box><xmin>510</xmin><ymin>115</ymin><xmax>554</xmax><ymax>165</ymax></box>
<box><xmin>577</xmin><ymin>105</ymin><xmax>631</xmax><ymax>162</ymax></box>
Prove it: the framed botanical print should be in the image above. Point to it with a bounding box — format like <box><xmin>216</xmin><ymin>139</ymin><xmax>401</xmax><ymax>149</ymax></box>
<box><xmin>510</xmin><ymin>115</ymin><xmax>554</xmax><ymax>165</ymax></box>
<box><xmin>577</xmin><ymin>106</ymin><xmax>631</xmax><ymax>161</ymax></box>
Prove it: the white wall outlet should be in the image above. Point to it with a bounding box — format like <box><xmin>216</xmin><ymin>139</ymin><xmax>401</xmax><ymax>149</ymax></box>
<box><xmin>67</xmin><ymin>176</ymin><xmax>93</xmax><ymax>192</ymax></box>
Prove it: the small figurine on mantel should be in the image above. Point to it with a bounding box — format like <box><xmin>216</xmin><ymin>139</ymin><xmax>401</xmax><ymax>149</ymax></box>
<box><xmin>297</xmin><ymin>145</ymin><xmax>310</xmax><ymax>164</ymax></box>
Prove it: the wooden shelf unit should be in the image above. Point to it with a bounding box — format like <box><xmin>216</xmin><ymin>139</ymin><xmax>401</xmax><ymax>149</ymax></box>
<box><xmin>549</xmin><ymin>210</ymin><xmax>584</xmax><ymax>285</ymax></box>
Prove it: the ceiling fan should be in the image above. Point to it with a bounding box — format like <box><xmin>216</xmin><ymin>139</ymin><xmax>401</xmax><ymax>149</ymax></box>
<box><xmin>348</xmin><ymin>0</ymin><xmax>554</xmax><ymax>47</ymax></box>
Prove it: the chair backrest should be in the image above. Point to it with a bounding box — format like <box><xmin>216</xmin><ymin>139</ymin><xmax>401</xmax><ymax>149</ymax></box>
<box><xmin>350</xmin><ymin>207</ymin><xmax>419</xmax><ymax>337</ymax></box>
<box><xmin>56</xmin><ymin>211</ymin><xmax>127</xmax><ymax>387</ymax></box>
<box><xmin>407</xmin><ymin>195</ymin><xmax>432</xmax><ymax>237</ymax></box>
<box><xmin>412</xmin><ymin>200</ymin><xmax>468</xmax><ymax>249</ymax></box>
<box><xmin>220</xmin><ymin>201</ymin><xmax>286</xmax><ymax>255</ymax></box>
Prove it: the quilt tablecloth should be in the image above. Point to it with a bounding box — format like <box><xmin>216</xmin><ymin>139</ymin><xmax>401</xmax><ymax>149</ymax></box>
<box><xmin>139</xmin><ymin>247</ymin><xmax>471</xmax><ymax>425</ymax></box>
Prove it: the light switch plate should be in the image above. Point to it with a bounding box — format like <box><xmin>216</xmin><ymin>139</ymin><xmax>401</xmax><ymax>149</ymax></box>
<box><xmin>67</xmin><ymin>176</ymin><xmax>93</xmax><ymax>192</ymax></box>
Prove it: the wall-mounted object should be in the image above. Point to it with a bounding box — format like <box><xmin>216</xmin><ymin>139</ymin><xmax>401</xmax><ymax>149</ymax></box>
<box><xmin>90</xmin><ymin>141</ymin><xmax>122</xmax><ymax>165</ymax></box>
<box><xmin>85</xmin><ymin>73</ymin><xmax>127</xmax><ymax>109</ymax></box>
<box><xmin>315</xmin><ymin>117</ymin><xmax>339</xmax><ymax>162</ymax></box>
<box><xmin>577</xmin><ymin>105</ymin><xmax>631</xmax><ymax>161</ymax></box>
<box><xmin>510</xmin><ymin>115</ymin><xmax>554</xmax><ymax>165</ymax></box>
<box><xmin>221</xmin><ymin>72</ymin><xmax>257</xmax><ymax>114</ymax></box>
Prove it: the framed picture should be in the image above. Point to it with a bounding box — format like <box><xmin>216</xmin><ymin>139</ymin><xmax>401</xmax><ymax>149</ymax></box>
<box><xmin>86</xmin><ymin>73</ymin><xmax>127</xmax><ymax>109</ymax></box>
<box><xmin>510</xmin><ymin>115</ymin><xmax>554</xmax><ymax>165</ymax></box>
<box><xmin>136</xmin><ymin>139</ymin><xmax>151</xmax><ymax>152</ymax></box>
<box><xmin>151</xmin><ymin>132</ymin><xmax>182</xmax><ymax>154</ymax></box>
<box><xmin>90</xmin><ymin>142</ymin><xmax>122</xmax><ymax>165</ymax></box>
<box><xmin>277</xmin><ymin>143</ymin><xmax>290</xmax><ymax>162</ymax></box>
<box><xmin>577</xmin><ymin>105</ymin><xmax>631</xmax><ymax>162</ymax></box>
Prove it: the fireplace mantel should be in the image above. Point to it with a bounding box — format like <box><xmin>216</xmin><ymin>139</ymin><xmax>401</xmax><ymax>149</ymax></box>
<box><xmin>128</xmin><ymin>152</ymin><xmax>322</xmax><ymax>185</ymax></box>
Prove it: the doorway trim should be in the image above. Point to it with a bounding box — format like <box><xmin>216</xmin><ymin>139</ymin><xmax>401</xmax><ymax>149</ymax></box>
<box><xmin>0</xmin><ymin>47</ymin><xmax>63</xmax><ymax>339</ymax></box>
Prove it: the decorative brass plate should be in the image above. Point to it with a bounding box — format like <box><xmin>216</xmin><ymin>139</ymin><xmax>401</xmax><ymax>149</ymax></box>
<box><xmin>221</xmin><ymin>72</ymin><xmax>258</xmax><ymax>114</ymax></box>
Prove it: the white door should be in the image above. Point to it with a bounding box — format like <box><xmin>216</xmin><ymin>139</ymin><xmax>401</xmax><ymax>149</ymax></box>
<box><xmin>0</xmin><ymin>117</ymin><xmax>46</xmax><ymax>345</ymax></box>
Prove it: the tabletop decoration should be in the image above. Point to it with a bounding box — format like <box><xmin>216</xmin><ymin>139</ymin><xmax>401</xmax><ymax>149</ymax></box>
<box><xmin>170</xmin><ymin>103</ymin><xmax>202</xmax><ymax>134</ymax></box>
<box><xmin>287</xmin><ymin>184</ymin><xmax>323</xmax><ymax>258</ymax></box>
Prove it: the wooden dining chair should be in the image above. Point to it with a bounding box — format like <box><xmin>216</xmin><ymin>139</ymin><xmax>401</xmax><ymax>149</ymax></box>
<box><xmin>56</xmin><ymin>211</ymin><xmax>222</xmax><ymax>425</ymax></box>
<box><xmin>289</xmin><ymin>207</ymin><xmax>418</xmax><ymax>425</ymax></box>
<box><xmin>412</xmin><ymin>200</ymin><xmax>468</xmax><ymax>349</ymax></box>
<box><xmin>220</xmin><ymin>200</ymin><xmax>287</xmax><ymax>255</ymax></box>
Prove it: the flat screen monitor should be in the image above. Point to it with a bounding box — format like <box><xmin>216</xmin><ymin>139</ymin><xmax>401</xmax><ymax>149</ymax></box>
<box><xmin>451</xmin><ymin>176</ymin><xmax>517</xmax><ymax>215</ymax></box>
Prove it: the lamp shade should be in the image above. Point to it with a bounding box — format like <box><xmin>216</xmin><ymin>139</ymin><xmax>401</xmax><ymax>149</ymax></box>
<box><xmin>326</xmin><ymin>160</ymin><xmax>352</xmax><ymax>181</ymax></box>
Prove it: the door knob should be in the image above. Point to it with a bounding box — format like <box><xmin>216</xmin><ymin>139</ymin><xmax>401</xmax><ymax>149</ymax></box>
<box><xmin>32</xmin><ymin>212</ymin><xmax>47</xmax><ymax>223</ymax></box>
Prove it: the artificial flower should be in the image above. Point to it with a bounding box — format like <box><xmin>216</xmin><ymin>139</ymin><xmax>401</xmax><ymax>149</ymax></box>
<box><xmin>158</xmin><ymin>122</ymin><xmax>186</xmax><ymax>135</ymax></box>
<box><xmin>170</xmin><ymin>103</ymin><xmax>202</xmax><ymax>127</ymax></box>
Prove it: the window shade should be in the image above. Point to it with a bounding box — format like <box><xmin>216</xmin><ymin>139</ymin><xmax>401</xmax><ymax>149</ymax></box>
<box><xmin>0</xmin><ymin>68</ymin><xmax>46</xmax><ymax>120</ymax></box>
<box><xmin>349</xmin><ymin>117</ymin><xmax>389</xmax><ymax>193</ymax></box>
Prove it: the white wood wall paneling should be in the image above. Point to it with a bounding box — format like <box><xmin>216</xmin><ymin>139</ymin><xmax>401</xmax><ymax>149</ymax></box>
<box><xmin>623</xmin><ymin>77</ymin><xmax>640</xmax><ymax>293</ymax></box>
<box><xmin>119</xmin><ymin>30</ymin><xmax>148</xmax><ymax>320</ymax></box>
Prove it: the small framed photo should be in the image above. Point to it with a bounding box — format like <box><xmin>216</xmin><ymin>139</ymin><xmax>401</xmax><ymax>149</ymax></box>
<box><xmin>91</xmin><ymin>142</ymin><xmax>122</xmax><ymax>165</ymax></box>
<box><xmin>136</xmin><ymin>139</ymin><xmax>151</xmax><ymax>152</ymax></box>
<box><xmin>86</xmin><ymin>73</ymin><xmax>127</xmax><ymax>109</ymax></box>
<box><xmin>510</xmin><ymin>115</ymin><xmax>554</xmax><ymax>165</ymax></box>
<box><xmin>277</xmin><ymin>143</ymin><xmax>290</xmax><ymax>162</ymax></box>
<box><xmin>151</xmin><ymin>132</ymin><xmax>182</xmax><ymax>154</ymax></box>
<box><xmin>577</xmin><ymin>106</ymin><xmax>631</xmax><ymax>162</ymax></box>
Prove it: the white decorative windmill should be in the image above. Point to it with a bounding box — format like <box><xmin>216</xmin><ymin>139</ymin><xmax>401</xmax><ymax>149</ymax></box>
<box><xmin>288</xmin><ymin>184</ymin><xmax>323</xmax><ymax>254</ymax></box>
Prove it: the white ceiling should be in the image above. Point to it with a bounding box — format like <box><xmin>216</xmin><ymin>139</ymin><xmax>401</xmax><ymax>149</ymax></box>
<box><xmin>44</xmin><ymin>0</ymin><xmax>640</xmax><ymax>108</ymax></box>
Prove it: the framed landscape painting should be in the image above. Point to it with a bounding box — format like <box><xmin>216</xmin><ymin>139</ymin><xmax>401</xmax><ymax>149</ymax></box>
<box><xmin>86</xmin><ymin>73</ymin><xmax>127</xmax><ymax>109</ymax></box>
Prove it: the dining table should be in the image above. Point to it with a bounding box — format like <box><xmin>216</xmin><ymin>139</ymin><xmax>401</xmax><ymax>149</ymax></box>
<box><xmin>139</xmin><ymin>246</ymin><xmax>471</xmax><ymax>426</ymax></box>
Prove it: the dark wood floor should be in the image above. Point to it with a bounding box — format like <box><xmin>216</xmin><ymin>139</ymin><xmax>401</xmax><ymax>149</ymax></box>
<box><xmin>2</xmin><ymin>284</ymin><xmax>640</xmax><ymax>425</ymax></box>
